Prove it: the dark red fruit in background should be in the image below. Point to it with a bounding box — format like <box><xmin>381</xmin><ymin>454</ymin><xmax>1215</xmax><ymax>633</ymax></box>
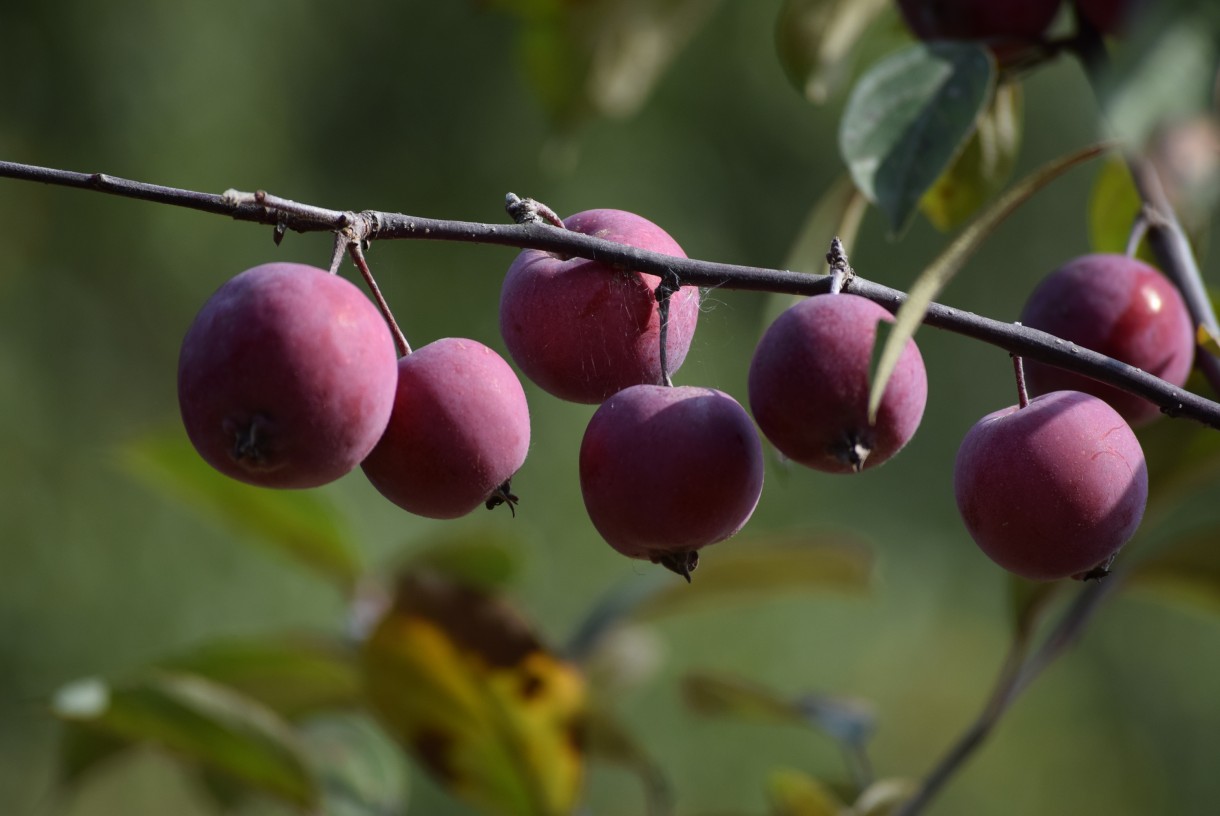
<box><xmin>954</xmin><ymin>390</ymin><xmax>1147</xmax><ymax>581</ymax></box>
<box><xmin>579</xmin><ymin>385</ymin><xmax>764</xmax><ymax>576</ymax></box>
<box><xmin>897</xmin><ymin>0</ymin><xmax>1062</xmax><ymax>42</ymax></box>
<box><xmin>748</xmin><ymin>294</ymin><xmax>927</xmax><ymax>473</ymax></box>
<box><xmin>1075</xmin><ymin>0</ymin><xmax>1141</xmax><ymax>34</ymax></box>
<box><xmin>178</xmin><ymin>263</ymin><xmax>398</xmax><ymax>489</ymax></box>
<box><xmin>1019</xmin><ymin>253</ymin><xmax>1194</xmax><ymax>426</ymax></box>
<box><xmin>361</xmin><ymin>338</ymin><xmax>530</xmax><ymax>519</ymax></box>
<box><xmin>499</xmin><ymin>209</ymin><xmax>700</xmax><ymax>404</ymax></box>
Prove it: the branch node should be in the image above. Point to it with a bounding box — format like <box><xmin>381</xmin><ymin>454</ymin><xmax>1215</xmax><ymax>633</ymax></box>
<box><xmin>505</xmin><ymin>192</ymin><xmax>564</xmax><ymax>227</ymax></box>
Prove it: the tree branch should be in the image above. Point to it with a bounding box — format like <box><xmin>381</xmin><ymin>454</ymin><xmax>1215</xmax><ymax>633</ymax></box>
<box><xmin>3</xmin><ymin>159</ymin><xmax>1219</xmax><ymax>428</ymax></box>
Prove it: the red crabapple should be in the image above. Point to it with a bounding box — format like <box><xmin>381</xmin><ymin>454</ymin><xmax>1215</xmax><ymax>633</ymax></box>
<box><xmin>955</xmin><ymin>390</ymin><xmax>1147</xmax><ymax>581</ymax></box>
<box><xmin>360</xmin><ymin>338</ymin><xmax>530</xmax><ymax>519</ymax></box>
<box><xmin>1019</xmin><ymin>253</ymin><xmax>1194</xmax><ymax>426</ymax></box>
<box><xmin>178</xmin><ymin>263</ymin><xmax>398</xmax><ymax>489</ymax></box>
<box><xmin>897</xmin><ymin>0</ymin><xmax>1063</xmax><ymax>44</ymax></box>
<box><xmin>748</xmin><ymin>294</ymin><xmax>927</xmax><ymax>473</ymax></box>
<box><xmin>579</xmin><ymin>385</ymin><xmax>764</xmax><ymax>579</ymax></box>
<box><xmin>499</xmin><ymin>209</ymin><xmax>700</xmax><ymax>404</ymax></box>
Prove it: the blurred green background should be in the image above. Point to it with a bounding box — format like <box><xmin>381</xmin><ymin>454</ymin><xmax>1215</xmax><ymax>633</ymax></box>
<box><xmin>2</xmin><ymin>2</ymin><xmax>1219</xmax><ymax>815</ymax></box>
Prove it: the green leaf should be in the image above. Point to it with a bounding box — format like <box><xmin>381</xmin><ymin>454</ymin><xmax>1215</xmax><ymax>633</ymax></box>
<box><xmin>1125</xmin><ymin>528</ymin><xmax>1220</xmax><ymax>615</ymax></box>
<box><xmin>362</xmin><ymin>571</ymin><xmax>586</xmax><ymax>816</ymax></box>
<box><xmin>1088</xmin><ymin>159</ymin><xmax>1144</xmax><ymax>255</ymax></box>
<box><xmin>920</xmin><ymin>82</ymin><xmax>1022</xmax><ymax>231</ymax></box>
<box><xmin>52</xmin><ymin>672</ymin><xmax>318</xmax><ymax>809</ymax></box>
<box><xmin>121</xmin><ymin>430</ymin><xmax>361</xmax><ymax>594</ymax></box>
<box><xmin>567</xmin><ymin>533</ymin><xmax>873</xmax><ymax>659</ymax></box>
<box><xmin>1009</xmin><ymin>574</ymin><xmax>1066</xmax><ymax>643</ymax></box>
<box><xmin>634</xmin><ymin>533</ymin><xmax>874</xmax><ymax>620</ymax></box>
<box><xmin>157</xmin><ymin>635</ymin><xmax>361</xmax><ymax>719</ymax></box>
<box><xmin>1095</xmin><ymin>0</ymin><xmax>1220</xmax><ymax>148</ymax></box>
<box><xmin>867</xmin><ymin>142</ymin><xmax>1111</xmax><ymax>420</ymax></box>
<box><xmin>767</xmin><ymin>767</ymin><xmax>845</xmax><ymax>816</ymax></box>
<box><xmin>1137</xmin><ymin>394</ymin><xmax>1220</xmax><ymax>514</ymax></box>
<box><xmin>585</xmin><ymin>708</ymin><xmax>672</xmax><ymax>816</ymax></box>
<box><xmin>301</xmin><ymin>714</ymin><xmax>410</xmax><ymax>816</ymax></box>
<box><xmin>683</xmin><ymin>672</ymin><xmax>876</xmax><ymax>747</ymax></box>
<box><xmin>775</xmin><ymin>0</ymin><xmax>890</xmax><ymax>104</ymax></box>
<box><xmin>510</xmin><ymin>0</ymin><xmax>722</xmax><ymax>126</ymax></box>
<box><xmin>404</xmin><ymin>527</ymin><xmax>526</xmax><ymax>591</ymax></box>
<box><xmin>839</xmin><ymin>42</ymin><xmax>995</xmax><ymax>234</ymax></box>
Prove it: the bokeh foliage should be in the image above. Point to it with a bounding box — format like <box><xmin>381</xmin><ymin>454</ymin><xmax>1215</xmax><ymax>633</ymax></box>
<box><xmin>2</xmin><ymin>2</ymin><xmax>1220</xmax><ymax>816</ymax></box>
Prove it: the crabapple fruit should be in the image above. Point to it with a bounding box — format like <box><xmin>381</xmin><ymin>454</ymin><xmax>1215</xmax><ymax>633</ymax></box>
<box><xmin>178</xmin><ymin>262</ymin><xmax>398</xmax><ymax>489</ymax></box>
<box><xmin>954</xmin><ymin>390</ymin><xmax>1148</xmax><ymax>581</ymax></box>
<box><xmin>748</xmin><ymin>294</ymin><xmax>927</xmax><ymax>473</ymax></box>
<box><xmin>897</xmin><ymin>0</ymin><xmax>1063</xmax><ymax>43</ymax></box>
<box><xmin>1019</xmin><ymin>253</ymin><xmax>1194</xmax><ymax>426</ymax></box>
<box><xmin>579</xmin><ymin>385</ymin><xmax>764</xmax><ymax>580</ymax></box>
<box><xmin>360</xmin><ymin>338</ymin><xmax>530</xmax><ymax>519</ymax></box>
<box><xmin>499</xmin><ymin>209</ymin><xmax>700</xmax><ymax>404</ymax></box>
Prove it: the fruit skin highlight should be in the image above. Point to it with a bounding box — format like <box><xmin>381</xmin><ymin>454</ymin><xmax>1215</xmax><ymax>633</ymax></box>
<box><xmin>748</xmin><ymin>294</ymin><xmax>927</xmax><ymax>473</ymax></box>
<box><xmin>178</xmin><ymin>262</ymin><xmax>398</xmax><ymax>489</ymax></box>
<box><xmin>954</xmin><ymin>390</ymin><xmax>1148</xmax><ymax>581</ymax></box>
<box><xmin>579</xmin><ymin>384</ymin><xmax>764</xmax><ymax>576</ymax></box>
<box><xmin>499</xmin><ymin>209</ymin><xmax>700</xmax><ymax>404</ymax></box>
<box><xmin>1019</xmin><ymin>253</ymin><xmax>1194</xmax><ymax>426</ymax></box>
<box><xmin>361</xmin><ymin>338</ymin><xmax>531</xmax><ymax>519</ymax></box>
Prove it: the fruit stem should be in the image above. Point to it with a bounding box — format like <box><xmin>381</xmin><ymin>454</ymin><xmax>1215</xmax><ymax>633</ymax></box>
<box><xmin>1012</xmin><ymin>353</ymin><xmax>1030</xmax><ymax>409</ymax></box>
<box><xmin>655</xmin><ymin>270</ymin><xmax>681</xmax><ymax>387</ymax></box>
<box><xmin>826</xmin><ymin>236</ymin><xmax>854</xmax><ymax>294</ymax></box>
<box><xmin>348</xmin><ymin>241</ymin><xmax>411</xmax><ymax>357</ymax></box>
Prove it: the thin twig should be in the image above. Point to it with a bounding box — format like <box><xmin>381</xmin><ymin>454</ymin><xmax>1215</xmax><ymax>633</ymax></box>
<box><xmin>2</xmin><ymin>160</ymin><xmax>1219</xmax><ymax>427</ymax></box>
<box><xmin>892</xmin><ymin>578</ymin><xmax>1118</xmax><ymax>816</ymax></box>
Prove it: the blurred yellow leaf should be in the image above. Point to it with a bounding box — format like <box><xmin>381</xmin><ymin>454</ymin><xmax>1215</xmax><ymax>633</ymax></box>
<box><xmin>920</xmin><ymin>83</ymin><xmax>1022</xmax><ymax>231</ymax></box>
<box><xmin>768</xmin><ymin>767</ymin><xmax>845</xmax><ymax>816</ymax></box>
<box><xmin>362</xmin><ymin>572</ymin><xmax>586</xmax><ymax>816</ymax></box>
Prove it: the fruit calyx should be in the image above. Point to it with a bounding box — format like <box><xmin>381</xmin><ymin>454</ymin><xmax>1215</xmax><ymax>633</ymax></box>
<box><xmin>652</xmin><ymin>550</ymin><xmax>700</xmax><ymax>583</ymax></box>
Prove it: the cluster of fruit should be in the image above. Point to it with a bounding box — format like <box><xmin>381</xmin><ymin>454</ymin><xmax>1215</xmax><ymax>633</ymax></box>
<box><xmin>176</xmin><ymin>207</ymin><xmax>1193</xmax><ymax>583</ymax></box>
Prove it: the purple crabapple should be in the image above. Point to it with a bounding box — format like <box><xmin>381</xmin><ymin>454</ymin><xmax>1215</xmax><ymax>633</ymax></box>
<box><xmin>954</xmin><ymin>390</ymin><xmax>1148</xmax><ymax>581</ymax></box>
<box><xmin>499</xmin><ymin>209</ymin><xmax>700</xmax><ymax>404</ymax></box>
<box><xmin>897</xmin><ymin>0</ymin><xmax>1063</xmax><ymax>45</ymax></box>
<box><xmin>748</xmin><ymin>294</ymin><xmax>927</xmax><ymax>473</ymax></box>
<box><xmin>1019</xmin><ymin>253</ymin><xmax>1195</xmax><ymax>426</ymax></box>
<box><xmin>360</xmin><ymin>338</ymin><xmax>531</xmax><ymax>519</ymax></box>
<box><xmin>178</xmin><ymin>262</ymin><xmax>398</xmax><ymax>489</ymax></box>
<box><xmin>579</xmin><ymin>384</ymin><xmax>765</xmax><ymax>580</ymax></box>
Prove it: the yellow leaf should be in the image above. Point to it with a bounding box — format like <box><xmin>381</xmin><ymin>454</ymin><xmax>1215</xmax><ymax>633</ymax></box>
<box><xmin>362</xmin><ymin>572</ymin><xmax>586</xmax><ymax>816</ymax></box>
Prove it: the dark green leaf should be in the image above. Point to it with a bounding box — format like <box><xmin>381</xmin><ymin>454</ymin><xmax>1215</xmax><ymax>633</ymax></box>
<box><xmin>1125</xmin><ymin>529</ymin><xmax>1220</xmax><ymax>615</ymax></box>
<box><xmin>920</xmin><ymin>82</ymin><xmax>1022</xmax><ymax>231</ymax></box>
<box><xmin>867</xmin><ymin>142</ymin><xmax>1110</xmax><ymax>420</ymax></box>
<box><xmin>121</xmin><ymin>430</ymin><xmax>361</xmax><ymax>594</ymax></box>
<box><xmin>1137</xmin><ymin>393</ymin><xmax>1220</xmax><ymax>514</ymax></box>
<box><xmin>158</xmin><ymin>635</ymin><xmax>361</xmax><ymax>719</ymax></box>
<box><xmin>58</xmin><ymin>724</ymin><xmax>129</xmax><ymax>787</ymax></box>
<box><xmin>775</xmin><ymin>0</ymin><xmax>889</xmax><ymax>103</ymax></box>
<box><xmin>840</xmin><ymin>42</ymin><xmax>995</xmax><ymax>234</ymax></box>
<box><xmin>52</xmin><ymin>672</ymin><xmax>318</xmax><ymax>809</ymax></box>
